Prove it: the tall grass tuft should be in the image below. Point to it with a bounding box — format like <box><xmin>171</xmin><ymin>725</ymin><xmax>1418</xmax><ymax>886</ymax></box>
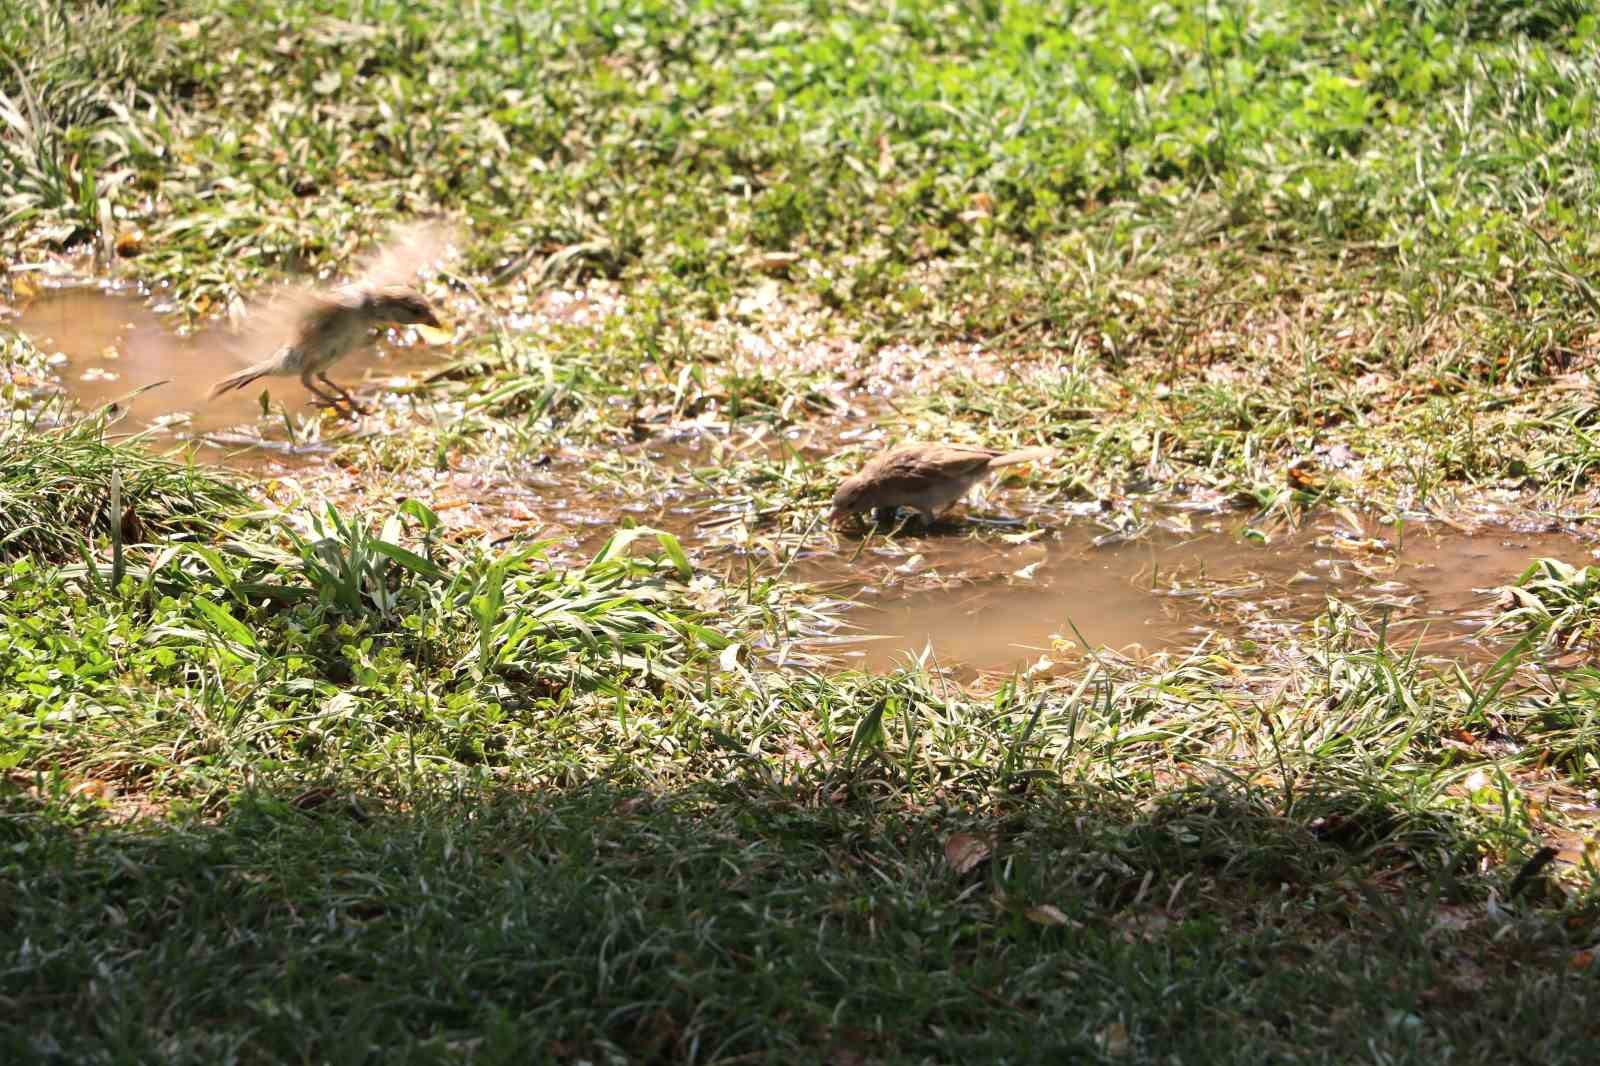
<box><xmin>0</xmin><ymin>413</ymin><xmax>252</xmax><ymax>561</ymax></box>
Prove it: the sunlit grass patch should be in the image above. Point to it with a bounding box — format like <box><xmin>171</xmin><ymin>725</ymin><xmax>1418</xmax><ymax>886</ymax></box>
<box><xmin>1491</xmin><ymin>556</ymin><xmax>1600</xmax><ymax>650</ymax></box>
<box><xmin>0</xmin><ymin>412</ymin><xmax>251</xmax><ymax>561</ymax></box>
<box><xmin>6</xmin><ymin>0</ymin><xmax>1600</xmax><ymax>1061</ymax></box>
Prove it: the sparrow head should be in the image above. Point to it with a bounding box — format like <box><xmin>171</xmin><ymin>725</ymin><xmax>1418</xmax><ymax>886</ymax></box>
<box><xmin>366</xmin><ymin>288</ymin><xmax>442</xmax><ymax>329</ymax></box>
<box><xmin>829</xmin><ymin>473</ymin><xmax>873</xmax><ymax>523</ymax></box>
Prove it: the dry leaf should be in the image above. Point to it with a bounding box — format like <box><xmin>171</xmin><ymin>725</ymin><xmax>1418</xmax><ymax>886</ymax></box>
<box><xmin>1025</xmin><ymin>903</ymin><xmax>1070</xmax><ymax>926</ymax></box>
<box><xmin>876</xmin><ymin>133</ymin><xmax>894</xmax><ymax>179</ymax></box>
<box><xmin>1096</xmin><ymin>1022</ymin><xmax>1130</xmax><ymax>1057</ymax></box>
<box><xmin>1286</xmin><ymin>462</ymin><xmax>1325</xmax><ymax>491</ymax></box>
<box><xmin>119</xmin><ymin>506</ymin><xmax>143</xmax><ymax>545</ymax></box>
<box><xmin>749</xmin><ymin>251</ymin><xmax>801</xmax><ymax>274</ymax></box>
<box><xmin>291</xmin><ymin>788</ymin><xmax>339</xmax><ymax>811</ymax></box>
<box><xmin>69</xmin><ymin>778</ymin><xmax>113</xmax><ymax>801</ymax></box>
<box><xmin>943</xmin><ymin>833</ymin><xmax>992</xmax><ymax>875</ymax></box>
<box><xmin>1332</xmin><ymin>535</ymin><xmax>1389</xmax><ymax>554</ymax></box>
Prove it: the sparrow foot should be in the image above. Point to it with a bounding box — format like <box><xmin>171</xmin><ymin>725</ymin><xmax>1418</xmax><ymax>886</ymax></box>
<box><xmin>307</xmin><ymin>396</ymin><xmax>370</xmax><ymax>418</ymax></box>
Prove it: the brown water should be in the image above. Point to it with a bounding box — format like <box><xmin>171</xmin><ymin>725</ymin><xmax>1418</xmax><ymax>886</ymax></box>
<box><xmin>819</xmin><ymin>519</ymin><xmax>1591</xmax><ymax>674</ymax></box>
<box><xmin>454</xmin><ymin>436</ymin><xmax>1592</xmax><ymax>675</ymax></box>
<box><xmin>7</xmin><ymin>286</ymin><xmax>442</xmax><ymax>456</ymax></box>
<box><xmin>8</xmin><ymin>287</ymin><xmax>1589</xmax><ymax>677</ymax></box>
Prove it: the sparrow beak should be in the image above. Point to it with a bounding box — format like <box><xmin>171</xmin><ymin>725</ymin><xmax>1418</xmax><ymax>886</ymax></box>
<box><xmin>415</xmin><ymin>319</ymin><xmax>453</xmax><ymax>344</ymax></box>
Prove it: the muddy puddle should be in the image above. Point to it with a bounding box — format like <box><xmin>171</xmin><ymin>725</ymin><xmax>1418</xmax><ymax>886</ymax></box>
<box><xmin>6</xmin><ymin>285</ymin><xmax>445</xmax><ymax>459</ymax></box>
<box><xmin>815</xmin><ymin>519</ymin><xmax>1592</xmax><ymax>675</ymax></box>
<box><xmin>6</xmin><ymin>285</ymin><xmax>1590</xmax><ymax>680</ymax></box>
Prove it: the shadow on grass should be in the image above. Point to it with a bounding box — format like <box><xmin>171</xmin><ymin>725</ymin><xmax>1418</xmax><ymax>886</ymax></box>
<box><xmin>3</xmin><ymin>770</ymin><xmax>1596</xmax><ymax>1065</ymax></box>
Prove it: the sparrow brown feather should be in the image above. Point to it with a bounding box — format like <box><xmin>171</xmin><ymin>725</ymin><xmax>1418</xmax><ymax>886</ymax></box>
<box><xmin>207</xmin><ymin>222</ymin><xmax>457</xmax><ymax>413</ymax></box>
<box><xmin>832</xmin><ymin>443</ymin><xmax>1056</xmax><ymax>524</ymax></box>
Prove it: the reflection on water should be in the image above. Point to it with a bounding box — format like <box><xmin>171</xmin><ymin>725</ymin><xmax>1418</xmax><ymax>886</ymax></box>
<box><xmin>7</xmin><ymin>286</ymin><xmax>441</xmax><ymax>456</ymax></box>
<box><xmin>824</xmin><ymin>521</ymin><xmax>1592</xmax><ymax>674</ymax></box>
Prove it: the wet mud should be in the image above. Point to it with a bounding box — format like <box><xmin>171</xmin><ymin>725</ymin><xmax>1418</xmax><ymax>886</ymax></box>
<box><xmin>10</xmin><ymin>286</ymin><xmax>1592</xmax><ymax>679</ymax></box>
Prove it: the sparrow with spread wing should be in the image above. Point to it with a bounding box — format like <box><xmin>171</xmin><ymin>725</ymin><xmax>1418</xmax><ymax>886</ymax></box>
<box><xmin>831</xmin><ymin>443</ymin><xmax>1056</xmax><ymax>526</ymax></box>
<box><xmin>209</xmin><ymin>222</ymin><xmax>456</xmax><ymax>415</ymax></box>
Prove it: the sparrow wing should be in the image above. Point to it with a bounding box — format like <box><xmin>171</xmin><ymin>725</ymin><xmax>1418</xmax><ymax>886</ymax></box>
<box><xmin>214</xmin><ymin>222</ymin><xmax>457</xmax><ymax>374</ymax></box>
<box><xmin>351</xmin><ymin>220</ymin><xmax>460</xmax><ymax>291</ymax></box>
<box><xmin>226</xmin><ymin>282</ymin><xmax>344</xmax><ymax>363</ymax></box>
<box><xmin>984</xmin><ymin>446</ymin><xmax>1056</xmax><ymax>469</ymax></box>
<box><xmin>865</xmin><ymin>444</ymin><xmax>1001</xmax><ymax>492</ymax></box>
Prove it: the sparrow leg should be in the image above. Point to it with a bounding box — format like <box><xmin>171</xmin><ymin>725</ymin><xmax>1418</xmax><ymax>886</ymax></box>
<box><xmin>300</xmin><ymin>370</ymin><xmax>358</xmax><ymax>416</ymax></box>
<box><xmin>318</xmin><ymin>373</ymin><xmax>371</xmax><ymax>416</ymax></box>
<box><xmin>876</xmin><ymin>508</ymin><xmax>918</xmax><ymax>539</ymax></box>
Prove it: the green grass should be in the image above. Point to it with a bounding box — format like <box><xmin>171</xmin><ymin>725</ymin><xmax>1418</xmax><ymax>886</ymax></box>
<box><xmin>5</xmin><ymin>0</ymin><xmax>1600</xmax><ymax>1062</ymax></box>
<box><xmin>5</xmin><ymin>776</ymin><xmax>1595</xmax><ymax>1064</ymax></box>
<box><xmin>9</xmin><ymin>0</ymin><xmax>1600</xmax><ymax>513</ymax></box>
<box><xmin>0</xmin><ymin>413</ymin><xmax>253</xmax><ymax>562</ymax></box>
<box><xmin>4</xmin><ymin>471</ymin><xmax>1599</xmax><ymax>1060</ymax></box>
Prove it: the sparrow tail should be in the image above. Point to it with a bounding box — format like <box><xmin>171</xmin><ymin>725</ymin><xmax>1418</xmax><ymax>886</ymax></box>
<box><xmin>986</xmin><ymin>446</ymin><xmax>1056</xmax><ymax>468</ymax></box>
<box><xmin>208</xmin><ymin>363</ymin><xmax>274</xmax><ymax>399</ymax></box>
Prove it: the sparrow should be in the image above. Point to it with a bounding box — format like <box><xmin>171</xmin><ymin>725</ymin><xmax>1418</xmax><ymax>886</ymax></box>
<box><xmin>831</xmin><ymin>443</ymin><xmax>1056</xmax><ymax>525</ymax></box>
<box><xmin>208</xmin><ymin>286</ymin><xmax>441</xmax><ymax>413</ymax></box>
<box><xmin>209</xmin><ymin>222</ymin><xmax>455</xmax><ymax>415</ymax></box>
